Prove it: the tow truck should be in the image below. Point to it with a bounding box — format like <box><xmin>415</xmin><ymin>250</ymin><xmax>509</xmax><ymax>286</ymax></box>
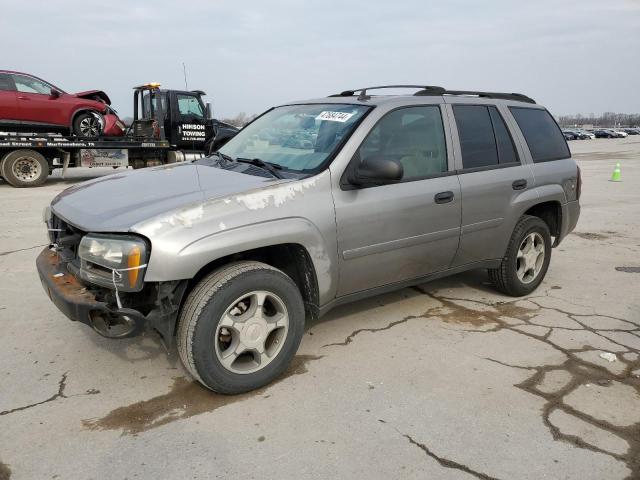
<box><xmin>0</xmin><ymin>83</ymin><xmax>238</xmax><ymax>187</ymax></box>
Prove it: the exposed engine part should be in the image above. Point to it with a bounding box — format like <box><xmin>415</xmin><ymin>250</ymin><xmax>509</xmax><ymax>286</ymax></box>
<box><xmin>166</xmin><ymin>150</ymin><xmax>205</xmax><ymax>163</ymax></box>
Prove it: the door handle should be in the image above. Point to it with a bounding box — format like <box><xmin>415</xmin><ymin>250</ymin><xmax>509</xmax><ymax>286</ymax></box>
<box><xmin>434</xmin><ymin>191</ymin><xmax>454</xmax><ymax>204</ymax></box>
<box><xmin>512</xmin><ymin>179</ymin><xmax>527</xmax><ymax>190</ymax></box>
<box><xmin>17</xmin><ymin>96</ymin><xmax>30</xmax><ymax>100</ymax></box>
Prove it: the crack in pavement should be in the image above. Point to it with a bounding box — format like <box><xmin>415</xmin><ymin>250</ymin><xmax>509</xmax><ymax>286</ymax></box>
<box><xmin>0</xmin><ymin>372</ymin><xmax>99</xmax><ymax>417</ymax></box>
<box><xmin>399</xmin><ymin>429</ymin><xmax>501</xmax><ymax>480</ymax></box>
<box><xmin>322</xmin><ymin>315</ymin><xmax>422</xmax><ymax>347</ymax></box>
<box><xmin>0</xmin><ymin>244</ymin><xmax>47</xmax><ymax>257</ymax></box>
<box><xmin>322</xmin><ymin>284</ymin><xmax>640</xmax><ymax>478</ymax></box>
<box><xmin>0</xmin><ymin>373</ymin><xmax>68</xmax><ymax>416</ymax></box>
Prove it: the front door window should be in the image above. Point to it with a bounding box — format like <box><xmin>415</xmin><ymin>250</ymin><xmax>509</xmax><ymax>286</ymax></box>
<box><xmin>176</xmin><ymin>94</ymin><xmax>205</xmax><ymax>119</ymax></box>
<box><xmin>12</xmin><ymin>75</ymin><xmax>53</xmax><ymax>95</ymax></box>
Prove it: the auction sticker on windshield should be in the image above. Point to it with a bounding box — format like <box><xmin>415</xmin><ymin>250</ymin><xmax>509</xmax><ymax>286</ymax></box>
<box><xmin>316</xmin><ymin>111</ymin><xmax>356</xmax><ymax>122</ymax></box>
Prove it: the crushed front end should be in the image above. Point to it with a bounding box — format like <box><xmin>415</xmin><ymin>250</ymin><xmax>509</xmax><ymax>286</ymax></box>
<box><xmin>37</xmin><ymin>211</ymin><xmax>186</xmax><ymax>344</ymax></box>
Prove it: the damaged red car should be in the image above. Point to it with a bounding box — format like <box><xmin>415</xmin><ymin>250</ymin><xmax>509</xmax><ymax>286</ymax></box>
<box><xmin>0</xmin><ymin>70</ymin><xmax>125</xmax><ymax>138</ymax></box>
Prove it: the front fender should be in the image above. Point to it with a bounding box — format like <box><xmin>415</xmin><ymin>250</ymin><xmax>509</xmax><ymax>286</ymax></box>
<box><xmin>171</xmin><ymin>218</ymin><xmax>335</xmax><ymax>303</ymax></box>
<box><xmin>145</xmin><ymin>217</ymin><xmax>335</xmax><ymax>304</ymax></box>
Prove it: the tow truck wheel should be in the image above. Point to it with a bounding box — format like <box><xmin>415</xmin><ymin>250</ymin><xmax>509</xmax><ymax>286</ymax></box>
<box><xmin>1</xmin><ymin>150</ymin><xmax>49</xmax><ymax>187</ymax></box>
<box><xmin>73</xmin><ymin>111</ymin><xmax>103</xmax><ymax>138</ymax></box>
<box><xmin>177</xmin><ymin>261</ymin><xmax>305</xmax><ymax>394</ymax></box>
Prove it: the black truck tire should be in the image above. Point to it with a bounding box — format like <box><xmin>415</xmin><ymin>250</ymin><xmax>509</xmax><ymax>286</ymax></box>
<box><xmin>177</xmin><ymin>261</ymin><xmax>306</xmax><ymax>394</ymax></box>
<box><xmin>489</xmin><ymin>215</ymin><xmax>552</xmax><ymax>297</ymax></box>
<box><xmin>1</xmin><ymin>150</ymin><xmax>49</xmax><ymax>187</ymax></box>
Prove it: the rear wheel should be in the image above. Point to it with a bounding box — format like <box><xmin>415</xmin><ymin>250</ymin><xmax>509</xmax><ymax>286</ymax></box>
<box><xmin>1</xmin><ymin>150</ymin><xmax>49</xmax><ymax>187</ymax></box>
<box><xmin>73</xmin><ymin>112</ymin><xmax>102</xmax><ymax>138</ymax></box>
<box><xmin>177</xmin><ymin>261</ymin><xmax>306</xmax><ymax>394</ymax></box>
<box><xmin>489</xmin><ymin>215</ymin><xmax>552</xmax><ymax>296</ymax></box>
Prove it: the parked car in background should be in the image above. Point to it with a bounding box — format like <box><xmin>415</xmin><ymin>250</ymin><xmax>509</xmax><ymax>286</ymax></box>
<box><xmin>0</xmin><ymin>70</ymin><xmax>125</xmax><ymax>138</ymax></box>
<box><xmin>593</xmin><ymin>129</ymin><xmax>612</xmax><ymax>138</ymax></box>
<box><xmin>610</xmin><ymin>129</ymin><xmax>628</xmax><ymax>138</ymax></box>
<box><xmin>622</xmin><ymin>128</ymin><xmax>640</xmax><ymax>135</ymax></box>
<box><xmin>575</xmin><ymin>129</ymin><xmax>595</xmax><ymax>139</ymax></box>
<box><xmin>563</xmin><ymin>129</ymin><xmax>592</xmax><ymax>140</ymax></box>
<box><xmin>593</xmin><ymin>129</ymin><xmax>625</xmax><ymax>138</ymax></box>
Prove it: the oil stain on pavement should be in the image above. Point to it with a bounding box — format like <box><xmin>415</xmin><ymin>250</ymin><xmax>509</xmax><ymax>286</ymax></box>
<box><xmin>0</xmin><ymin>460</ymin><xmax>11</xmax><ymax>480</ymax></box>
<box><xmin>82</xmin><ymin>355</ymin><xmax>321</xmax><ymax>435</ymax></box>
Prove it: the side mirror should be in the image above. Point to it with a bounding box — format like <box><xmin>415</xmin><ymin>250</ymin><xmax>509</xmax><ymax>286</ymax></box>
<box><xmin>348</xmin><ymin>155</ymin><xmax>403</xmax><ymax>187</ymax></box>
<box><xmin>205</xmin><ymin>102</ymin><xmax>212</xmax><ymax>119</ymax></box>
<box><xmin>49</xmin><ymin>88</ymin><xmax>61</xmax><ymax>99</ymax></box>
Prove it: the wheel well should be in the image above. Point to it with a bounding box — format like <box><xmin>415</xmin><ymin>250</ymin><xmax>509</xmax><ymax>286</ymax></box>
<box><xmin>524</xmin><ymin>201</ymin><xmax>561</xmax><ymax>242</ymax></box>
<box><xmin>188</xmin><ymin>243</ymin><xmax>320</xmax><ymax>320</ymax></box>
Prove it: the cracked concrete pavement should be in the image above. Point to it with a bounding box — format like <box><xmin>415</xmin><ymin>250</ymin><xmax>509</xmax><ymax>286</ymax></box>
<box><xmin>0</xmin><ymin>138</ymin><xmax>639</xmax><ymax>479</ymax></box>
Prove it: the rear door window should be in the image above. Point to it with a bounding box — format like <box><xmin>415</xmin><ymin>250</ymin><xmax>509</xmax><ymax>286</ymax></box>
<box><xmin>489</xmin><ymin>106</ymin><xmax>518</xmax><ymax>164</ymax></box>
<box><xmin>509</xmin><ymin>107</ymin><xmax>570</xmax><ymax>162</ymax></box>
<box><xmin>453</xmin><ymin>105</ymin><xmax>499</xmax><ymax>169</ymax></box>
<box><xmin>0</xmin><ymin>73</ymin><xmax>15</xmax><ymax>91</ymax></box>
<box><xmin>453</xmin><ymin>105</ymin><xmax>520</xmax><ymax>169</ymax></box>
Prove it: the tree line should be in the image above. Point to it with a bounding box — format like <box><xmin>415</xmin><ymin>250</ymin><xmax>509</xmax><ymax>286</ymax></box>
<box><xmin>558</xmin><ymin>112</ymin><xmax>640</xmax><ymax>127</ymax></box>
<box><xmin>219</xmin><ymin>112</ymin><xmax>258</xmax><ymax>127</ymax></box>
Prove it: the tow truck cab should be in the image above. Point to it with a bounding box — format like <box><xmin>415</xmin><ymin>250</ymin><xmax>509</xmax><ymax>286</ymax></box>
<box><xmin>133</xmin><ymin>83</ymin><xmax>211</xmax><ymax>149</ymax></box>
<box><xmin>132</xmin><ymin>84</ymin><xmax>238</xmax><ymax>161</ymax></box>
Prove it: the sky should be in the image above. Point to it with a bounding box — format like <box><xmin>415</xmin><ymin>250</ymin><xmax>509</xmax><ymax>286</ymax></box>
<box><xmin>1</xmin><ymin>0</ymin><xmax>639</xmax><ymax>118</ymax></box>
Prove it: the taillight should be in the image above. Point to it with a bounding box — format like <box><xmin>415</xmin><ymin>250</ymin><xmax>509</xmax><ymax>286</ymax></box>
<box><xmin>576</xmin><ymin>165</ymin><xmax>582</xmax><ymax>200</ymax></box>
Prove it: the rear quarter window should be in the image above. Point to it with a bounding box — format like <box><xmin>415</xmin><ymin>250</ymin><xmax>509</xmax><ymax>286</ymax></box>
<box><xmin>510</xmin><ymin>107</ymin><xmax>570</xmax><ymax>163</ymax></box>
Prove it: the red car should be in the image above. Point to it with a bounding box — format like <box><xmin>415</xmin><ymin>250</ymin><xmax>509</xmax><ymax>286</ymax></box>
<box><xmin>0</xmin><ymin>70</ymin><xmax>125</xmax><ymax>138</ymax></box>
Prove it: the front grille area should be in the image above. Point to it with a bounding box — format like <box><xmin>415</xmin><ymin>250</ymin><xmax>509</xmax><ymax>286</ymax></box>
<box><xmin>49</xmin><ymin>213</ymin><xmax>85</xmax><ymax>263</ymax></box>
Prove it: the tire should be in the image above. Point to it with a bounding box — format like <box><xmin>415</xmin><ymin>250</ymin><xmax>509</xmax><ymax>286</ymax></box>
<box><xmin>1</xmin><ymin>150</ymin><xmax>49</xmax><ymax>187</ymax></box>
<box><xmin>177</xmin><ymin>261</ymin><xmax>306</xmax><ymax>394</ymax></box>
<box><xmin>73</xmin><ymin>111</ymin><xmax>102</xmax><ymax>138</ymax></box>
<box><xmin>489</xmin><ymin>215</ymin><xmax>552</xmax><ymax>297</ymax></box>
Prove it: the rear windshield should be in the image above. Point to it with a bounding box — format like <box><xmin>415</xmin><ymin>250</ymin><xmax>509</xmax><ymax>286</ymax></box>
<box><xmin>510</xmin><ymin>107</ymin><xmax>570</xmax><ymax>163</ymax></box>
<box><xmin>218</xmin><ymin>104</ymin><xmax>370</xmax><ymax>172</ymax></box>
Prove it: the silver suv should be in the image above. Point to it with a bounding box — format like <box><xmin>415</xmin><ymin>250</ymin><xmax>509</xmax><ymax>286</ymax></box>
<box><xmin>38</xmin><ymin>85</ymin><xmax>581</xmax><ymax>393</ymax></box>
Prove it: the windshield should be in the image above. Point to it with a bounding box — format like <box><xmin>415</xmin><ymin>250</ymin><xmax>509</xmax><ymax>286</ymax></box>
<box><xmin>218</xmin><ymin>104</ymin><xmax>370</xmax><ymax>172</ymax></box>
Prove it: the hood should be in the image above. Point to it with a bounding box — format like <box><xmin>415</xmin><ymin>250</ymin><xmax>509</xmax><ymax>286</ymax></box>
<box><xmin>73</xmin><ymin>90</ymin><xmax>111</xmax><ymax>105</ymax></box>
<box><xmin>51</xmin><ymin>163</ymin><xmax>281</xmax><ymax>232</ymax></box>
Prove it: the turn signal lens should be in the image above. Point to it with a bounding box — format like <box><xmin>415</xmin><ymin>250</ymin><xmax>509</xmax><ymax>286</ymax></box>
<box><xmin>128</xmin><ymin>245</ymin><xmax>141</xmax><ymax>288</ymax></box>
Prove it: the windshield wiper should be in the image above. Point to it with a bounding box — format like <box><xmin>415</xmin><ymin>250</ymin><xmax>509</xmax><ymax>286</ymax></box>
<box><xmin>208</xmin><ymin>151</ymin><xmax>234</xmax><ymax>163</ymax></box>
<box><xmin>235</xmin><ymin>157</ymin><xmax>284</xmax><ymax>179</ymax></box>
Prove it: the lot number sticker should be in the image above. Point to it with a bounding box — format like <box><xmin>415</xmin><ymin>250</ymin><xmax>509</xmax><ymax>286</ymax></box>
<box><xmin>316</xmin><ymin>111</ymin><xmax>355</xmax><ymax>122</ymax></box>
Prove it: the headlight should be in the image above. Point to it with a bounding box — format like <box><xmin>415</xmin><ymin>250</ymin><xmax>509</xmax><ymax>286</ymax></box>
<box><xmin>78</xmin><ymin>234</ymin><xmax>149</xmax><ymax>292</ymax></box>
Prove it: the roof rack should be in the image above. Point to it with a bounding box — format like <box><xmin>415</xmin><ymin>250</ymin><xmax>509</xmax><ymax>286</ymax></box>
<box><xmin>329</xmin><ymin>85</ymin><xmax>536</xmax><ymax>104</ymax></box>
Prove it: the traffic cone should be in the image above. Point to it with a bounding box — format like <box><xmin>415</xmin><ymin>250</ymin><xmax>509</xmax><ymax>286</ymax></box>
<box><xmin>610</xmin><ymin>162</ymin><xmax>622</xmax><ymax>182</ymax></box>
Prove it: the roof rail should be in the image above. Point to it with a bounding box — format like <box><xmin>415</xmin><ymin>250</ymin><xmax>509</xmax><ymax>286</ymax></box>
<box><xmin>329</xmin><ymin>85</ymin><xmax>536</xmax><ymax>104</ymax></box>
<box><xmin>329</xmin><ymin>85</ymin><xmax>444</xmax><ymax>101</ymax></box>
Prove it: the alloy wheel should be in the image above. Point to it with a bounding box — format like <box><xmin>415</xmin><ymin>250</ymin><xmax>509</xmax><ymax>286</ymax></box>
<box><xmin>516</xmin><ymin>232</ymin><xmax>545</xmax><ymax>284</ymax></box>
<box><xmin>214</xmin><ymin>290</ymin><xmax>289</xmax><ymax>374</ymax></box>
<box><xmin>79</xmin><ymin>116</ymin><xmax>100</xmax><ymax>136</ymax></box>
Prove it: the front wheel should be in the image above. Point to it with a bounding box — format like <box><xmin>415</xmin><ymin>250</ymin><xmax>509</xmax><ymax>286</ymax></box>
<box><xmin>489</xmin><ymin>215</ymin><xmax>552</xmax><ymax>296</ymax></box>
<box><xmin>73</xmin><ymin>112</ymin><xmax>103</xmax><ymax>138</ymax></box>
<box><xmin>177</xmin><ymin>261</ymin><xmax>306</xmax><ymax>394</ymax></box>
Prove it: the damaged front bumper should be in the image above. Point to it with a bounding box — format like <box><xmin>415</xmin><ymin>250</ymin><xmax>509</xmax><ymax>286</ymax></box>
<box><xmin>36</xmin><ymin>247</ymin><xmax>185</xmax><ymax>343</ymax></box>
